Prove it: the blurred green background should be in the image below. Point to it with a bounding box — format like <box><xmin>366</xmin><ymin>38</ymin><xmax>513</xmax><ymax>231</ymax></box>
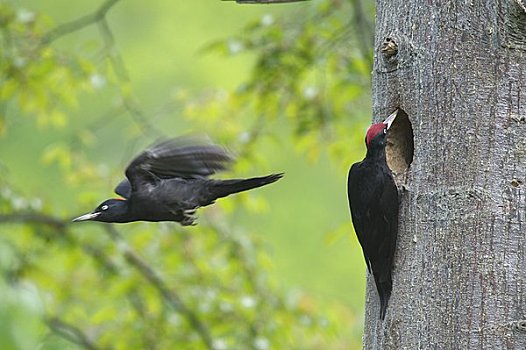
<box><xmin>0</xmin><ymin>0</ymin><xmax>374</xmax><ymax>348</ymax></box>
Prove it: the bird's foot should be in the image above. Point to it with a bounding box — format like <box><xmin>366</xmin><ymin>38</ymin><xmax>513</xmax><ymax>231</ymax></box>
<box><xmin>181</xmin><ymin>209</ymin><xmax>198</xmax><ymax>226</ymax></box>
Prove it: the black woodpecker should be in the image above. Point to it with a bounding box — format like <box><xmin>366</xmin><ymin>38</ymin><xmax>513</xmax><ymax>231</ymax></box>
<box><xmin>347</xmin><ymin>111</ymin><xmax>399</xmax><ymax>320</ymax></box>
<box><xmin>73</xmin><ymin>135</ymin><xmax>283</xmax><ymax>225</ymax></box>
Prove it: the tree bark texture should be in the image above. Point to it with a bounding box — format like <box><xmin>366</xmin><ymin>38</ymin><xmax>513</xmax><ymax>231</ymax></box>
<box><xmin>365</xmin><ymin>1</ymin><xmax>526</xmax><ymax>349</ymax></box>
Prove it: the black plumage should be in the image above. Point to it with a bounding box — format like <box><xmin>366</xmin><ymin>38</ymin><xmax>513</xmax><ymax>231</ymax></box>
<box><xmin>73</xmin><ymin>135</ymin><xmax>283</xmax><ymax>225</ymax></box>
<box><xmin>347</xmin><ymin>111</ymin><xmax>399</xmax><ymax>320</ymax></box>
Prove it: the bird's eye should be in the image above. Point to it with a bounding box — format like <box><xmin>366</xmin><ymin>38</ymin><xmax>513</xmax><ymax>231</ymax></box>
<box><xmin>101</xmin><ymin>205</ymin><xmax>109</xmax><ymax>211</ymax></box>
<box><xmin>383</xmin><ymin>128</ymin><xmax>387</xmax><ymax>134</ymax></box>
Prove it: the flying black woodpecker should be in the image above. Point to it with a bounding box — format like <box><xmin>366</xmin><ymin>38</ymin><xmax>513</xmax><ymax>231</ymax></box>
<box><xmin>347</xmin><ymin>111</ymin><xmax>399</xmax><ymax>320</ymax></box>
<box><xmin>73</xmin><ymin>135</ymin><xmax>283</xmax><ymax>225</ymax></box>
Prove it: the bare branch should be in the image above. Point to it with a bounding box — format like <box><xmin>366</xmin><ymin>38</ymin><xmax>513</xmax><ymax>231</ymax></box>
<box><xmin>46</xmin><ymin>317</ymin><xmax>107</xmax><ymax>350</ymax></box>
<box><xmin>40</xmin><ymin>0</ymin><xmax>121</xmax><ymax>45</ymax></box>
<box><xmin>1</xmin><ymin>213</ymin><xmax>212</xmax><ymax>347</ymax></box>
<box><xmin>96</xmin><ymin>17</ymin><xmax>163</xmax><ymax>138</ymax></box>
<box><xmin>0</xmin><ymin>213</ymin><xmax>67</xmax><ymax>230</ymax></box>
<box><xmin>103</xmin><ymin>225</ymin><xmax>214</xmax><ymax>349</ymax></box>
<box><xmin>39</xmin><ymin>0</ymin><xmax>162</xmax><ymax>137</ymax></box>
<box><xmin>0</xmin><ymin>213</ymin><xmax>118</xmax><ymax>272</ymax></box>
<box><xmin>0</xmin><ymin>217</ymin><xmax>109</xmax><ymax>348</ymax></box>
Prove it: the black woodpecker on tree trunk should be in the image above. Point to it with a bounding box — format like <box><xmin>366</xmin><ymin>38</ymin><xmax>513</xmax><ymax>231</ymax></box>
<box><xmin>72</xmin><ymin>135</ymin><xmax>283</xmax><ymax>225</ymax></box>
<box><xmin>347</xmin><ymin>111</ymin><xmax>399</xmax><ymax>320</ymax></box>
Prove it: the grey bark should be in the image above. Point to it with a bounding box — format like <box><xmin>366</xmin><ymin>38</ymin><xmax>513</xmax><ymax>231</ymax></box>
<box><xmin>365</xmin><ymin>1</ymin><xmax>526</xmax><ymax>349</ymax></box>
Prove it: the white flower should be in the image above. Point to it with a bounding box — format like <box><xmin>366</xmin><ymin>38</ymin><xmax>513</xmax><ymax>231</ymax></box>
<box><xmin>17</xmin><ymin>9</ymin><xmax>35</xmax><ymax>24</ymax></box>
<box><xmin>90</xmin><ymin>74</ymin><xmax>106</xmax><ymax>89</ymax></box>
<box><xmin>303</xmin><ymin>86</ymin><xmax>318</xmax><ymax>100</ymax></box>
<box><xmin>228</xmin><ymin>40</ymin><xmax>244</xmax><ymax>54</ymax></box>
<box><xmin>254</xmin><ymin>336</ymin><xmax>270</xmax><ymax>350</ymax></box>
<box><xmin>261</xmin><ymin>14</ymin><xmax>274</xmax><ymax>26</ymax></box>
<box><xmin>212</xmin><ymin>339</ymin><xmax>227</xmax><ymax>350</ymax></box>
<box><xmin>240</xmin><ymin>295</ymin><xmax>256</xmax><ymax>308</ymax></box>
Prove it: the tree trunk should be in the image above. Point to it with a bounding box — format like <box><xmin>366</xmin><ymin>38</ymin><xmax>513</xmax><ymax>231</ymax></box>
<box><xmin>365</xmin><ymin>1</ymin><xmax>526</xmax><ymax>349</ymax></box>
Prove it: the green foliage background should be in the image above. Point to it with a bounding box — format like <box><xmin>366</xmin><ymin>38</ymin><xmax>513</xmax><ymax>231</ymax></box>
<box><xmin>0</xmin><ymin>0</ymin><xmax>374</xmax><ymax>348</ymax></box>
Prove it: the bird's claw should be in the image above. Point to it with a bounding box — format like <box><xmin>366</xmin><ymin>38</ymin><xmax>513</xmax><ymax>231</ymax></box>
<box><xmin>181</xmin><ymin>208</ymin><xmax>198</xmax><ymax>226</ymax></box>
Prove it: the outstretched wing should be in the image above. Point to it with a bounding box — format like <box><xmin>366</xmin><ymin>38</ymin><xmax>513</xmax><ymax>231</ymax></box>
<box><xmin>121</xmin><ymin>134</ymin><xmax>234</xmax><ymax>196</ymax></box>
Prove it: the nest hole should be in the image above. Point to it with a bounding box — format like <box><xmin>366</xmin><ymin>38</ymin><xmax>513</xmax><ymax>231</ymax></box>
<box><xmin>386</xmin><ymin>109</ymin><xmax>414</xmax><ymax>175</ymax></box>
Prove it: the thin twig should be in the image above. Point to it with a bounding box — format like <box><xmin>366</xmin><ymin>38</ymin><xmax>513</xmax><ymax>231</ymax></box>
<box><xmin>40</xmin><ymin>0</ymin><xmax>164</xmax><ymax>139</ymax></box>
<box><xmin>0</xmin><ymin>213</ymin><xmax>118</xmax><ymax>272</ymax></box>
<box><xmin>0</xmin><ymin>215</ymin><xmax>110</xmax><ymax>349</ymax></box>
<box><xmin>40</xmin><ymin>0</ymin><xmax>162</xmax><ymax>138</ymax></box>
<box><xmin>41</xmin><ymin>0</ymin><xmax>163</xmax><ymax>138</ymax></box>
<box><xmin>104</xmin><ymin>225</ymin><xmax>214</xmax><ymax>350</ymax></box>
<box><xmin>96</xmin><ymin>17</ymin><xmax>163</xmax><ymax>138</ymax></box>
<box><xmin>208</xmin><ymin>222</ymin><xmax>287</xmax><ymax>341</ymax></box>
<box><xmin>46</xmin><ymin>317</ymin><xmax>107</xmax><ymax>350</ymax></box>
<box><xmin>1</xmin><ymin>213</ymin><xmax>212</xmax><ymax>348</ymax></box>
<box><xmin>40</xmin><ymin>0</ymin><xmax>121</xmax><ymax>46</ymax></box>
<box><xmin>0</xmin><ymin>213</ymin><xmax>67</xmax><ymax>229</ymax></box>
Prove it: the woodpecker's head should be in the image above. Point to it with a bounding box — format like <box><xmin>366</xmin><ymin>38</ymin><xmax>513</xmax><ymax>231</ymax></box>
<box><xmin>72</xmin><ymin>198</ymin><xmax>128</xmax><ymax>223</ymax></box>
<box><xmin>365</xmin><ymin>110</ymin><xmax>397</xmax><ymax>149</ymax></box>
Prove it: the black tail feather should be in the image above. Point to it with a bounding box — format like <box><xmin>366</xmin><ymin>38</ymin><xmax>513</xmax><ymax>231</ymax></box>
<box><xmin>211</xmin><ymin>173</ymin><xmax>283</xmax><ymax>199</ymax></box>
<box><xmin>376</xmin><ymin>276</ymin><xmax>393</xmax><ymax>320</ymax></box>
<box><xmin>373</xmin><ymin>273</ymin><xmax>392</xmax><ymax>320</ymax></box>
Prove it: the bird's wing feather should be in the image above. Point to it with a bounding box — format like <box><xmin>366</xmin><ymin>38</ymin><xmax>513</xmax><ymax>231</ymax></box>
<box><xmin>348</xmin><ymin>161</ymin><xmax>398</xmax><ymax>319</ymax></box>
<box><xmin>114</xmin><ymin>178</ymin><xmax>132</xmax><ymax>198</ymax></box>
<box><xmin>348</xmin><ymin>162</ymin><xmax>399</xmax><ymax>271</ymax></box>
<box><xmin>348</xmin><ymin>162</ymin><xmax>376</xmax><ymax>272</ymax></box>
<box><xmin>124</xmin><ymin>135</ymin><xmax>234</xmax><ymax>193</ymax></box>
<box><xmin>378</xmin><ymin>171</ymin><xmax>399</xmax><ymax>267</ymax></box>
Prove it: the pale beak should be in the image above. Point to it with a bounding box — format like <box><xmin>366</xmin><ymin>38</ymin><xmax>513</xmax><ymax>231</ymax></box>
<box><xmin>72</xmin><ymin>212</ymin><xmax>100</xmax><ymax>222</ymax></box>
<box><xmin>383</xmin><ymin>110</ymin><xmax>398</xmax><ymax>130</ymax></box>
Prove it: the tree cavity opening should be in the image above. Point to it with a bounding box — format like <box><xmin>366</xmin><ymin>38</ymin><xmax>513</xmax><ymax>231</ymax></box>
<box><xmin>386</xmin><ymin>109</ymin><xmax>414</xmax><ymax>175</ymax></box>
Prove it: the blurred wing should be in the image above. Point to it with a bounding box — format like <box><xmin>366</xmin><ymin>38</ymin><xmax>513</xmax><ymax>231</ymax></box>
<box><xmin>124</xmin><ymin>134</ymin><xmax>234</xmax><ymax>192</ymax></box>
<box><xmin>114</xmin><ymin>178</ymin><xmax>132</xmax><ymax>199</ymax></box>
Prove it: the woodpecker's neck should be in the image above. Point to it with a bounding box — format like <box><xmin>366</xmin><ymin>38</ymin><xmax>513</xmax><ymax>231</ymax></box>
<box><xmin>365</xmin><ymin>144</ymin><xmax>387</xmax><ymax>163</ymax></box>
